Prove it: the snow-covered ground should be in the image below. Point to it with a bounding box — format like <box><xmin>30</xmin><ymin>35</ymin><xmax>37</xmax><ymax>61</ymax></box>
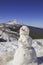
<box><xmin>0</xmin><ymin>41</ymin><xmax>18</xmax><ymax>65</ymax></box>
<box><xmin>32</xmin><ymin>39</ymin><xmax>43</xmax><ymax>65</ymax></box>
<box><xmin>0</xmin><ymin>31</ymin><xmax>43</xmax><ymax>65</ymax></box>
<box><xmin>32</xmin><ymin>39</ymin><xmax>43</xmax><ymax>57</ymax></box>
<box><xmin>0</xmin><ymin>39</ymin><xmax>43</xmax><ymax>65</ymax></box>
<box><xmin>0</xmin><ymin>41</ymin><xmax>18</xmax><ymax>55</ymax></box>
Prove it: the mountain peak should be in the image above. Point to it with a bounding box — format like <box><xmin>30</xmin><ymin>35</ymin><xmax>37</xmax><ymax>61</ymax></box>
<box><xmin>7</xmin><ymin>19</ymin><xmax>21</xmax><ymax>25</ymax></box>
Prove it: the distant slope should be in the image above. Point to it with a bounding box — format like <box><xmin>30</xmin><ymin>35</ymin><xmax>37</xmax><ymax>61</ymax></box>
<box><xmin>28</xmin><ymin>26</ymin><xmax>43</xmax><ymax>39</ymax></box>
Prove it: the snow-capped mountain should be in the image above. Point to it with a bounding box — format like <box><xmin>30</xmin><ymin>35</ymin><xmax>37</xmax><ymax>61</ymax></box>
<box><xmin>6</xmin><ymin>20</ymin><xmax>21</xmax><ymax>25</ymax></box>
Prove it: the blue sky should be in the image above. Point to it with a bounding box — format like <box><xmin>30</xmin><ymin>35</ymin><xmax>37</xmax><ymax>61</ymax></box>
<box><xmin>0</xmin><ymin>0</ymin><xmax>43</xmax><ymax>28</ymax></box>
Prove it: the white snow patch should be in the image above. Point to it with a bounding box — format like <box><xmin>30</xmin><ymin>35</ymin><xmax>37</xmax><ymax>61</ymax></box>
<box><xmin>32</xmin><ymin>39</ymin><xmax>43</xmax><ymax>57</ymax></box>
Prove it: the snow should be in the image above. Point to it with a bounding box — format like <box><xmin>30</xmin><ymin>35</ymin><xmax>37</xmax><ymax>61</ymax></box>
<box><xmin>0</xmin><ymin>41</ymin><xmax>18</xmax><ymax>65</ymax></box>
<box><xmin>0</xmin><ymin>41</ymin><xmax>18</xmax><ymax>56</ymax></box>
<box><xmin>32</xmin><ymin>39</ymin><xmax>43</xmax><ymax>57</ymax></box>
<box><xmin>0</xmin><ymin>30</ymin><xmax>43</xmax><ymax>65</ymax></box>
<box><xmin>0</xmin><ymin>39</ymin><xmax>43</xmax><ymax>65</ymax></box>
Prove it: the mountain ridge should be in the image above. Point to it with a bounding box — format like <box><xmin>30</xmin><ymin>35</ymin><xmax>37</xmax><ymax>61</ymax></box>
<box><xmin>0</xmin><ymin>20</ymin><xmax>43</xmax><ymax>39</ymax></box>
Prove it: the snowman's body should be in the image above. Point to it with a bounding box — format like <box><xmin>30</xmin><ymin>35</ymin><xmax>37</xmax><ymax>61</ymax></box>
<box><xmin>13</xmin><ymin>36</ymin><xmax>38</xmax><ymax>65</ymax></box>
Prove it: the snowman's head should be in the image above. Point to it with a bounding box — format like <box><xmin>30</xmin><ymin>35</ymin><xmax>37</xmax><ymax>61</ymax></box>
<box><xmin>20</xmin><ymin>26</ymin><xmax>30</xmax><ymax>36</ymax></box>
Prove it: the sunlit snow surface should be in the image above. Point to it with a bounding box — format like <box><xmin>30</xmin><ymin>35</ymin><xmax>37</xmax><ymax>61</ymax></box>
<box><xmin>0</xmin><ymin>39</ymin><xmax>43</xmax><ymax>58</ymax></box>
<box><xmin>32</xmin><ymin>39</ymin><xmax>43</xmax><ymax>57</ymax></box>
<box><xmin>0</xmin><ymin>41</ymin><xmax>18</xmax><ymax>54</ymax></box>
<box><xmin>0</xmin><ymin>41</ymin><xmax>18</xmax><ymax>65</ymax></box>
<box><xmin>0</xmin><ymin>39</ymin><xmax>43</xmax><ymax>65</ymax></box>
